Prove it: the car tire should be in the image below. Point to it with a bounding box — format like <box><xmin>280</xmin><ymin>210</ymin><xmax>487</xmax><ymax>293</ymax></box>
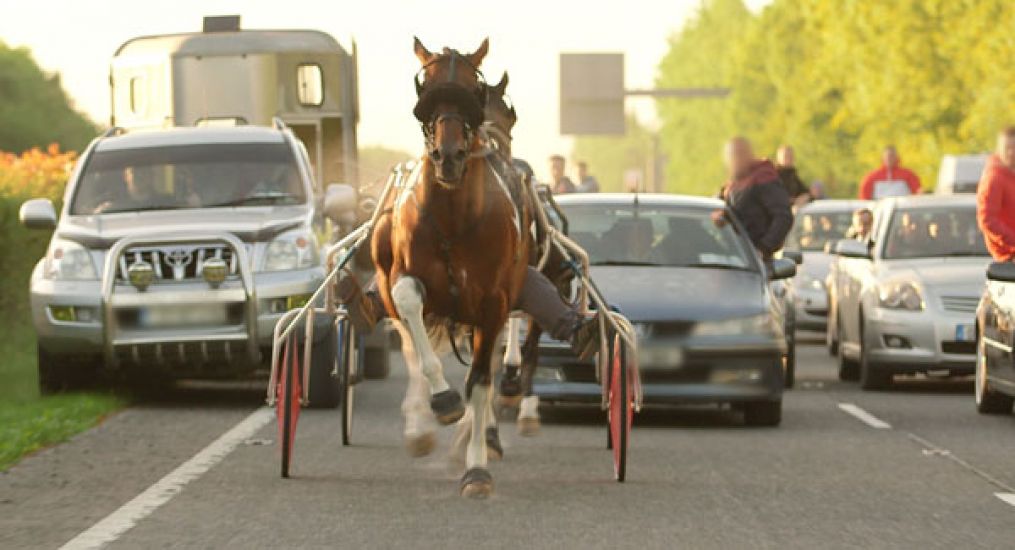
<box><xmin>827</xmin><ymin>314</ymin><xmax>839</xmax><ymax>357</ymax></box>
<box><xmin>784</xmin><ymin>318</ymin><xmax>796</xmax><ymax>389</ymax></box>
<box><xmin>837</xmin><ymin>314</ymin><xmax>859</xmax><ymax>381</ymax></box>
<box><xmin>743</xmin><ymin>399</ymin><xmax>782</xmax><ymax>427</ymax></box>
<box><xmin>37</xmin><ymin>346</ymin><xmax>97</xmax><ymax>394</ymax></box>
<box><xmin>362</xmin><ymin>346</ymin><xmax>390</xmax><ymax>380</ymax></box>
<box><xmin>859</xmin><ymin>317</ymin><xmax>891</xmax><ymax>391</ymax></box>
<box><xmin>975</xmin><ymin>332</ymin><xmax>1013</xmax><ymax>415</ymax></box>
<box><xmin>307</xmin><ymin>315</ymin><xmax>341</xmax><ymax>409</ymax></box>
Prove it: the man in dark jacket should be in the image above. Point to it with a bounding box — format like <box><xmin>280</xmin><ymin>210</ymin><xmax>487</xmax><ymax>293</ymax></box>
<box><xmin>775</xmin><ymin>145</ymin><xmax>811</xmax><ymax>207</ymax></box>
<box><xmin>713</xmin><ymin>136</ymin><xmax>794</xmax><ymax>259</ymax></box>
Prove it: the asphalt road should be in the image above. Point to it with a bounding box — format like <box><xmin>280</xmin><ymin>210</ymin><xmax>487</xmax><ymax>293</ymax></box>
<box><xmin>4</xmin><ymin>333</ymin><xmax>1015</xmax><ymax>549</ymax></box>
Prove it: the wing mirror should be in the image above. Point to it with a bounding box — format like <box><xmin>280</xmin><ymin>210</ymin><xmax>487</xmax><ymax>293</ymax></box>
<box><xmin>19</xmin><ymin>198</ymin><xmax>57</xmax><ymax>230</ymax></box>
<box><xmin>834</xmin><ymin>239</ymin><xmax>871</xmax><ymax>259</ymax></box>
<box><xmin>781</xmin><ymin>250</ymin><xmax>803</xmax><ymax>265</ymax></box>
<box><xmin>768</xmin><ymin>258</ymin><xmax>797</xmax><ymax>280</ymax></box>
<box><xmin>324</xmin><ymin>183</ymin><xmax>357</xmax><ymax>224</ymax></box>
<box><xmin>987</xmin><ymin>261</ymin><xmax>1015</xmax><ymax>282</ymax></box>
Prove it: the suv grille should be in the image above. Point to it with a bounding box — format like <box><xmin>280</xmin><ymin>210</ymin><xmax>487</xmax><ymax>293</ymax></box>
<box><xmin>117</xmin><ymin>244</ymin><xmax>242</xmax><ymax>282</ymax></box>
<box><xmin>940</xmin><ymin>296</ymin><xmax>979</xmax><ymax>314</ymax></box>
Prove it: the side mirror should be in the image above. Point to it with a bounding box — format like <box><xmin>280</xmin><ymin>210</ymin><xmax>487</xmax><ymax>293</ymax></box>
<box><xmin>324</xmin><ymin>183</ymin><xmax>357</xmax><ymax>223</ymax></box>
<box><xmin>781</xmin><ymin>250</ymin><xmax>803</xmax><ymax>265</ymax></box>
<box><xmin>19</xmin><ymin>198</ymin><xmax>57</xmax><ymax>230</ymax></box>
<box><xmin>987</xmin><ymin>261</ymin><xmax>1015</xmax><ymax>282</ymax></box>
<box><xmin>768</xmin><ymin>258</ymin><xmax>797</xmax><ymax>280</ymax></box>
<box><xmin>834</xmin><ymin>239</ymin><xmax>871</xmax><ymax>259</ymax></box>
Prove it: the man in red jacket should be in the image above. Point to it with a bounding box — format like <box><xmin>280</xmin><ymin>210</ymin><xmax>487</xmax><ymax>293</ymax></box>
<box><xmin>977</xmin><ymin>127</ymin><xmax>1015</xmax><ymax>261</ymax></box>
<box><xmin>859</xmin><ymin>145</ymin><xmax>922</xmax><ymax>200</ymax></box>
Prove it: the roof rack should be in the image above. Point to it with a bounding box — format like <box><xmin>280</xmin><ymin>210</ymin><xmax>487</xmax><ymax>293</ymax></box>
<box><xmin>271</xmin><ymin>117</ymin><xmax>288</xmax><ymax>131</ymax></box>
<box><xmin>102</xmin><ymin>126</ymin><xmax>127</xmax><ymax>138</ymax></box>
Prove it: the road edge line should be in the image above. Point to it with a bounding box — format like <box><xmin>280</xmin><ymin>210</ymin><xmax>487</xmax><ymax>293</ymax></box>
<box><xmin>837</xmin><ymin>402</ymin><xmax>892</xmax><ymax>429</ymax></box>
<box><xmin>59</xmin><ymin>407</ymin><xmax>274</xmax><ymax>550</ymax></box>
<box><xmin>995</xmin><ymin>493</ymin><xmax>1015</xmax><ymax>507</ymax></box>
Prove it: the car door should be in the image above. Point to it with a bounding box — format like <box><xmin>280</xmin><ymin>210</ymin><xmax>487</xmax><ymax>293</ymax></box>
<box><xmin>983</xmin><ymin>279</ymin><xmax>1015</xmax><ymax>390</ymax></box>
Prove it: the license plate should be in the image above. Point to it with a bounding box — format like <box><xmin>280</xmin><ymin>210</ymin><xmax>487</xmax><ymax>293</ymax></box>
<box><xmin>955</xmin><ymin>324</ymin><xmax>975</xmax><ymax>342</ymax></box>
<box><xmin>139</xmin><ymin>304</ymin><xmax>228</xmax><ymax>328</ymax></box>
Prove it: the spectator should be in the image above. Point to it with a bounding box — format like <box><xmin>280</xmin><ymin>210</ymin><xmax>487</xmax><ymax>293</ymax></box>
<box><xmin>548</xmin><ymin>155</ymin><xmax>575</xmax><ymax>194</ymax></box>
<box><xmin>713</xmin><ymin>136</ymin><xmax>794</xmax><ymax>259</ymax></box>
<box><xmin>575</xmin><ymin>161</ymin><xmax>600</xmax><ymax>193</ymax></box>
<box><xmin>977</xmin><ymin>126</ymin><xmax>1015</xmax><ymax>261</ymax></box>
<box><xmin>810</xmin><ymin>180</ymin><xmax>827</xmax><ymax>200</ymax></box>
<box><xmin>859</xmin><ymin>145</ymin><xmax>922</xmax><ymax>200</ymax></box>
<box><xmin>775</xmin><ymin>145</ymin><xmax>810</xmax><ymax>207</ymax></box>
<box><xmin>846</xmin><ymin>208</ymin><xmax>874</xmax><ymax>241</ymax></box>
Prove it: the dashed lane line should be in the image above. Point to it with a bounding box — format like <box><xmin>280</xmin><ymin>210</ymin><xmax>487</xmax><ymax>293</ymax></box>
<box><xmin>837</xmin><ymin>402</ymin><xmax>892</xmax><ymax>429</ymax></box>
<box><xmin>59</xmin><ymin>407</ymin><xmax>274</xmax><ymax>550</ymax></box>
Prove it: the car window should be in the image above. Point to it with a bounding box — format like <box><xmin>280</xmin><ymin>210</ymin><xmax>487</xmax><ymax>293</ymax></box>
<box><xmin>71</xmin><ymin>142</ymin><xmax>305</xmax><ymax>215</ymax></box>
<box><xmin>561</xmin><ymin>204</ymin><xmax>756</xmax><ymax>270</ymax></box>
<box><xmin>786</xmin><ymin>211</ymin><xmax>855</xmax><ymax>251</ymax></box>
<box><xmin>882</xmin><ymin>206</ymin><xmax>989</xmax><ymax>259</ymax></box>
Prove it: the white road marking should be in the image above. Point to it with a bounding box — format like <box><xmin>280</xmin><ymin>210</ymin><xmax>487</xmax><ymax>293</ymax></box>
<box><xmin>995</xmin><ymin>493</ymin><xmax>1015</xmax><ymax>507</ymax></box>
<box><xmin>837</xmin><ymin>403</ymin><xmax>892</xmax><ymax>429</ymax></box>
<box><xmin>59</xmin><ymin>407</ymin><xmax>274</xmax><ymax>550</ymax></box>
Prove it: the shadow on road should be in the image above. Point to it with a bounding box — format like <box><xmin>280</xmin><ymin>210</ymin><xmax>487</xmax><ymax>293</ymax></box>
<box><xmin>537</xmin><ymin>403</ymin><xmax>748</xmax><ymax>430</ymax></box>
<box><xmin>127</xmin><ymin>379</ymin><xmax>267</xmax><ymax>409</ymax></box>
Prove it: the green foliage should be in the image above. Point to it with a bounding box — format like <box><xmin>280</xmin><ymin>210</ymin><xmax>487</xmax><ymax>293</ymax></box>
<box><xmin>358</xmin><ymin>145</ymin><xmax>414</xmax><ymax>185</ymax></box>
<box><xmin>656</xmin><ymin>0</ymin><xmax>1015</xmax><ymax>197</ymax></box>
<box><xmin>572</xmin><ymin>115</ymin><xmax>655</xmax><ymax>192</ymax></box>
<box><xmin>0</xmin><ymin>42</ymin><xmax>99</xmax><ymax>153</ymax></box>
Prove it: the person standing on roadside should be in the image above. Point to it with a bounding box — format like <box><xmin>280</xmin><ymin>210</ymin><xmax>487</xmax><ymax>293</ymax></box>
<box><xmin>859</xmin><ymin>145</ymin><xmax>922</xmax><ymax>200</ymax></box>
<box><xmin>548</xmin><ymin>155</ymin><xmax>575</xmax><ymax>194</ymax></box>
<box><xmin>712</xmin><ymin>136</ymin><xmax>794</xmax><ymax>259</ymax></box>
<box><xmin>977</xmin><ymin>127</ymin><xmax>1015</xmax><ymax>262</ymax></box>
<box><xmin>575</xmin><ymin>161</ymin><xmax>600</xmax><ymax>193</ymax></box>
<box><xmin>775</xmin><ymin>145</ymin><xmax>811</xmax><ymax>207</ymax></box>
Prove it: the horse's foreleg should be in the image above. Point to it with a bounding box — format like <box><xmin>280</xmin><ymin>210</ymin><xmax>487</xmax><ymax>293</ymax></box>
<box><xmin>391</xmin><ymin>276</ymin><xmax>464</xmax><ymax>425</ymax></box>
<box><xmin>397</xmin><ymin>323</ymin><xmax>437</xmax><ymax>457</ymax></box>
<box><xmin>498</xmin><ymin>316</ymin><xmax>524</xmax><ymax>407</ymax></box>
<box><xmin>517</xmin><ymin>320</ymin><xmax>542</xmax><ymax>436</ymax></box>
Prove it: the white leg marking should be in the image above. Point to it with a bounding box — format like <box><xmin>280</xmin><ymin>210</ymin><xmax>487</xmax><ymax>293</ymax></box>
<box><xmin>59</xmin><ymin>408</ymin><xmax>273</xmax><ymax>550</ymax></box>
<box><xmin>519</xmin><ymin>395</ymin><xmax>541</xmax><ymax>420</ymax></box>
<box><xmin>467</xmin><ymin>385</ymin><xmax>492</xmax><ymax>469</ymax></box>
<box><xmin>397</xmin><ymin>323</ymin><xmax>435</xmax><ymax>438</ymax></box>
<box><xmin>391</xmin><ymin>277</ymin><xmax>450</xmax><ymax>394</ymax></box>
<box><xmin>502</xmin><ymin>317</ymin><xmax>522</xmax><ymax>368</ymax></box>
<box><xmin>838</xmin><ymin>403</ymin><xmax>892</xmax><ymax>429</ymax></box>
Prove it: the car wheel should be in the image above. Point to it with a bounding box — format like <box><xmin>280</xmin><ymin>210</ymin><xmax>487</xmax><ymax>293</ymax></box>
<box><xmin>307</xmin><ymin>315</ymin><xmax>341</xmax><ymax>409</ymax></box>
<box><xmin>362</xmin><ymin>346</ymin><xmax>390</xmax><ymax>380</ymax></box>
<box><xmin>837</xmin><ymin>314</ymin><xmax>859</xmax><ymax>381</ymax></box>
<box><xmin>784</xmin><ymin>321</ymin><xmax>796</xmax><ymax>389</ymax></box>
<box><xmin>743</xmin><ymin>399</ymin><xmax>782</xmax><ymax>427</ymax></box>
<box><xmin>37</xmin><ymin>346</ymin><xmax>98</xmax><ymax>394</ymax></box>
<box><xmin>859</xmin><ymin>317</ymin><xmax>892</xmax><ymax>391</ymax></box>
<box><xmin>826</xmin><ymin>313</ymin><xmax>839</xmax><ymax>356</ymax></box>
<box><xmin>975</xmin><ymin>332</ymin><xmax>1013</xmax><ymax>415</ymax></box>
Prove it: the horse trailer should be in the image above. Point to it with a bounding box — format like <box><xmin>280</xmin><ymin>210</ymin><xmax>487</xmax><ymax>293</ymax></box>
<box><xmin>110</xmin><ymin>15</ymin><xmax>360</xmax><ymax>187</ymax></box>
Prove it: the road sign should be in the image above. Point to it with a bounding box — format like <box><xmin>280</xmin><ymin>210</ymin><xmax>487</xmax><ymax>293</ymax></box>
<box><xmin>559</xmin><ymin>53</ymin><xmax>625</xmax><ymax>135</ymax></box>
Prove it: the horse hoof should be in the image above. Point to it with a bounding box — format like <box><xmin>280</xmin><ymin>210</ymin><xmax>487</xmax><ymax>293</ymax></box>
<box><xmin>486</xmin><ymin>426</ymin><xmax>503</xmax><ymax>461</ymax></box>
<box><xmin>405</xmin><ymin>432</ymin><xmax>437</xmax><ymax>458</ymax></box>
<box><xmin>430</xmin><ymin>389</ymin><xmax>465</xmax><ymax>425</ymax></box>
<box><xmin>517</xmin><ymin>417</ymin><xmax>541</xmax><ymax>437</ymax></box>
<box><xmin>459</xmin><ymin>467</ymin><xmax>494</xmax><ymax>499</ymax></box>
<box><xmin>496</xmin><ymin>394</ymin><xmax>523</xmax><ymax>408</ymax></box>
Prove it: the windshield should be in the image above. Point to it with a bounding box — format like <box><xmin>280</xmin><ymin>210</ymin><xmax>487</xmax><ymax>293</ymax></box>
<box><xmin>882</xmin><ymin>206</ymin><xmax>989</xmax><ymax>259</ymax></box>
<box><xmin>70</xmin><ymin>143</ymin><xmax>306</xmax><ymax>215</ymax></box>
<box><xmin>561</xmin><ymin>204</ymin><xmax>757</xmax><ymax>270</ymax></box>
<box><xmin>786</xmin><ymin>210</ymin><xmax>855</xmax><ymax>252</ymax></box>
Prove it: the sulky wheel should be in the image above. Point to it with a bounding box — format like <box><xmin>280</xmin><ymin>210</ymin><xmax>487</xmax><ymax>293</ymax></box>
<box><xmin>277</xmin><ymin>333</ymin><xmax>303</xmax><ymax>478</ymax></box>
<box><xmin>337</xmin><ymin>316</ymin><xmax>358</xmax><ymax>446</ymax></box>
<box><xmin>608</xmin><ymin>332</ymin><xmax>633</xmax><ymax>482</ymax></box>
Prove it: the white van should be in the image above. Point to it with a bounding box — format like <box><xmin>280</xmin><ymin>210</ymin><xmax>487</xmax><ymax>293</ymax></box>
<box><xmin>935</xmin><ymin>154</ymin><xmax>987</xmax><ymax>194</ymax></box>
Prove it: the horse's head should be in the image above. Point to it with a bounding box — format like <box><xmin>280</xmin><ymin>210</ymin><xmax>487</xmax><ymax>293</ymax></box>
<box><xmin>484</xmin><ymin>72</ymin><xmax>517</xmax><ymax>145</ymax></box>
<box><xmin>412</xmin><ymin>37</ymin><xmax>489</xmax><ymax>188</ymax></box>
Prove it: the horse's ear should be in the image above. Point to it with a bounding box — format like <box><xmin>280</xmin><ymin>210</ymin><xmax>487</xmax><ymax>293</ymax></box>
<box><xmin>413</xmin><ymin>36</ymin><xmax>432</xmax><ymax>64</ymax></box>
<box><xmin>468</xmin><ymin>38</ymin><xmax>489</xmax><ymax>67</ymax></box>
<box><xmin>495</xmin><ymin>72</ymin><xmax>509</xmax><ymax>94</ymax></box>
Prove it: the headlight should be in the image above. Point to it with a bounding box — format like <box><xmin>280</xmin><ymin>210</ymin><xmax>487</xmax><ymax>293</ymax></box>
<box><xmin>692</xmin><ymin>313</ymin><xmax>777</xmax><ymax>337</ymax></box>
<box><xmin>878</xmin><ymin>281</ymin><xmax>923</xmax><ymax>310</ymax></box>
<box><xmin>45</xmin><ymin>238</ymin><xmax>97</xmax><ymax>280</ymax></box>
<box><xmin>263</xmin><ymin>231</ymin><xmax>318</xmax><ymax>272</ymax></box>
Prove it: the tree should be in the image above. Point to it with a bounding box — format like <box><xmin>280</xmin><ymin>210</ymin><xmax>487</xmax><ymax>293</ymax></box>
<box><xmin>0</xmin><ymin>43</ymin><xmax>98</xmax><ymax>153</ymax></box>
<box><xmin>571</xmin><ymin>115</ymin><xmax>655</xmax><ymax>192</ymax></box>
<box><xmin>357</xmin><ymin>145</ymin><xmax>414</xmax><ymax>184</ymax></box>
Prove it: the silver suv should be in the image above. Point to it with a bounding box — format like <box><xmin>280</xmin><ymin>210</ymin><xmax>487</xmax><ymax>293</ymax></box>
<box><xmin>20</xmin><ymin>125</ymin><xmax>358</xmax><ymax>400</ymax></box>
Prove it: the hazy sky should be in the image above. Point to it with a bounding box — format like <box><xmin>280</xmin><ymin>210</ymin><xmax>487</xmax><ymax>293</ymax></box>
<box><xmin>1</xmin><ymin>0</ymin><xmax>766</xmax><ymax>182</ymax></box>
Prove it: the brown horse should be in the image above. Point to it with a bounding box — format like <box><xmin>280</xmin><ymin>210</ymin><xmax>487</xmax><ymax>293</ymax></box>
<box><xmin>371</xmin><ymin>38</ymin><xmax>531</xmax><ymax>498</ymax></box>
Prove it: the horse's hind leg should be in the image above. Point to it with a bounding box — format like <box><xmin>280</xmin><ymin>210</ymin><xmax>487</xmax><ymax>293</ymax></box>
<box><xmin>497</xmin><ymin>316</ymin><xmax>524</xmax><ymax>408</ymax></box>
<box><xmin>517</xmin><ymin>320</ymin><xmax>542</xmax><ymax>436</ymax></box>
<box><xmin>391</xmin><ymin>276</ymin><xmax>464</xmax><ymax>425</ymax></box>
<box><xmin>460</xmin><ymin>320</ymin><xmax>501</xmax><ymax>498</ymax></box>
